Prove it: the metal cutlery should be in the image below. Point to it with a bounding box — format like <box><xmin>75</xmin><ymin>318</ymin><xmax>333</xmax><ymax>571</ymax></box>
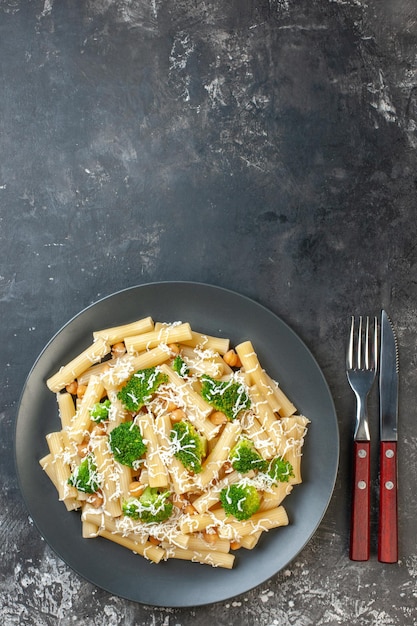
<box><xmin>346</xmin><ymin>315</ymin><xmax>378</xmax><ymax>561</ymax></box>
<box><xmin>378</xmin><ymin>310</ymin><xmax>399</xmax><ymax>563</ymax></box>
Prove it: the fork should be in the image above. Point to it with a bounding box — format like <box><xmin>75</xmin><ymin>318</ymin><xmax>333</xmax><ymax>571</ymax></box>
<box><xmin>346</xmin><ymin>315</ymin><xmax>378</xmax><ymax>561</ymax></box>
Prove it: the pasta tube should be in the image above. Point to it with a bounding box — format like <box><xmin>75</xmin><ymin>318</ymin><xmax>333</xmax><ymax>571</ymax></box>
<box><xmin>130</xmin><ymin>346</ymin><xmax>173</xmax><ymax>371</ymax></box>
<box><xmin>98</xmin><ymin>529</ymin><xmax>165</xmax><ymax>564</ymax></box>
<box><xmin>137</xmin><ymin>414</ymin><xmax>169</xmax><ymax>489</ymax></box>
<box><xmin>280</xmin><ymin>415</ymin><xmax>310</xmax><ymax>484</ymax></box>
<box><xmin>124</xmin><ymin>323</ymin><xmax>193</xmax><ymax>354</ymax></box>
<box><xmin>259</xmin><ymin>483</ymin><xmax>293</xmax><ymax>511</ymax></box>
<box><xmin>236</xmin><ymin>341</ymin><xmax>296</xmax><ymax>416</ymax></box>
<box><xmin>197</xmin><ymin>421</ymin><xmax>242</xmax><ymax>489</ymax></box>
<box><xmin>166</xmin><ymin>546</ymin><xmax>235</xmax><ymax>569</ymax></box>
<box><xmin>39</xmin><ymin>453</ymin><xmax>80</xmax><ymax>511</ymax></box>
<box><xmin>186</xmin><ymin>535</ymin><xmax>231</xmax><ymax>554</ymax></box>
<box><xmin>68</xmin><ymin>375</ymin><xmax>105</xmax><ymax>444</ymax></box>
<box><xmin>93</xmin><ymin>316</ymin><xmax>154</xmax><ymax>344</ymax></box>
<box><xmin>181</xmin><ymin>331</ymin><xmax>230</xmax><ymax>355</ymax></box>
<box><xmin>249</xmin><ymin>385</ymin><xmax>284</xmax><ymax>450</ymax></box>
<box><xmin>46</xmin><ymin>431</ymin><xmax>78</xmax><ymax>501</ymax></box>
<box><xmin>155</xmin><ymin>414</ymin><xmax>194</xmax><ymax>494</ymax></box>
<box><xmin>217</xmin><ymin>506</ymin><xmax>289</xmax><ymax>539</ymax></box>
<box><xmin>242</xmin><ymin>415</ymin><xmax>276</xmax><ymax>459</ymax></box>
<box><xmin>46</xmin><ymin>337</ymin><xmax>110</xmax><ymax>393</ymax></box>
<box><xmin>56</xmin><ymin>392</ymin><xmax>76</xmax><ymax>429</ymax></box>
<box><xmin>92</xmin><ymin>437</ymin><xmax>122</xmax><ymax>517</ymax></box>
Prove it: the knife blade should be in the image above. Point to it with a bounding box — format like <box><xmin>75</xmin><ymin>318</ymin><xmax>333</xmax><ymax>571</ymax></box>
<box><xmin>378</xmin><ymin>309</ymin><xmax>399</xmax><ymax>563</ymax></box>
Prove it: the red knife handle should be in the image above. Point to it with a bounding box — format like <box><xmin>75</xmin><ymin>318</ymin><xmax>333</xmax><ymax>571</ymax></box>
<box><xmin>378</xmin><ymin>441</ymin><xmax>398</xmax><ymax>563</ymax></box>
<box><xmin>350</xmin><ymin>441</ymin><xmax>370</xmax><ymax>561</ymax></box>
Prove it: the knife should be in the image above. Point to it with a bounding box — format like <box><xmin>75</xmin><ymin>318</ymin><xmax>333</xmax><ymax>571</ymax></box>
<box><xmin>378</xmin><ymin>310</ymin><xmax>399</xmax><ymax>563</ymax></box>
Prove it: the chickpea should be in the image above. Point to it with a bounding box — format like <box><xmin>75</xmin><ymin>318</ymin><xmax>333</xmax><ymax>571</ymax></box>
<box><xmin>203</xmin><ymin>530</ymin><xmax>218</xmax><ymax>545</ymax></box>
<box><xmin>76</xmin><ymin>384</ymin><xmax>87</xmax><ymax>399</ymax></box>
<box><xmin>183</xmin><ymin>503</ymin><xmax>197</xmax><ymax>515</ymax></box>
<box><xmin>210</xmin><ymin>411</ymin><xmax>228</xmax><ymax>425</ymax></box>
<box><xmin>165</xmin><ymin>400</ymin><xmax>179</xmax><ymax>413</ymax></box>
<box><xmin>230</xmin><ymin>541</ymin><xmax>242</xmax><ymax>550</ymax></box>
<box><xmin>88</xmin><ymin>491</ymin><xmax>104</xmax><ymax>509</ymax></box>
<box><xmin>148</xmin><ymin>536</ymin><xmax>161</xmax><ymax>546</ymax></box>
<box><xmin>170</xmin><ymin>408</ymin><xmax>187</xmax><ymax>423</ymax></box>
<box><xmin>129</xmin><ymin>481</ymin><xmax>145</xmax><ymax>497</ymax></box>
<box><xmin>111</xmin><ymin>342</ymin><xmax>126</xmax><ymax>357</ymax></box>
<box><xmin>172</xmin><ymin>493</ymin><xmax>187</xmax><ymax>509</ymax></box>
<box><xmin>76</xmin><ymin>440</ymin><xmax>89</xmax><ymax>458</ymax></box>
<box><xmin>223</xmin><ymin>350</ymin><xmax>241</xmax><ymax>368</ymax></box>
<box><xmin>65</xmin><ymin>381</ymin><xmax>78</xmax><ymax>395</ymax></box>
<box><xmin>130</xmin><ymin>466</ymin><xmax>142</xmax><ymax>478</ymax></box>
<box><xmin>168</xmin><ymin>343</ymin><xmax>181</xmax><ymax>355</ymax></box>
<box><xmin>91</xmin><ymin>422</ymin><xmax>107</xmax><ymax>437</ymax></box>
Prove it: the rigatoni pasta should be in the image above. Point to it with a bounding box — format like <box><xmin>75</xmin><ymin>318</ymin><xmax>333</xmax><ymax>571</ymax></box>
<box><xmin>40</xmin><ymin>315</ymin><xmax>309</xmax><ymax>569</ymax></box>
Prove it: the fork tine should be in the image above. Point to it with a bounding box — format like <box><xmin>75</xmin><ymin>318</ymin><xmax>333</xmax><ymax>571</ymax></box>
<box><xmin>364</xmin><ymin>316</ymin><xmax>369</xmax><ymax>369</ymax></box>
<box><xmin>347</xmin><ymin>316</ymin><xmax>354</xmax><ymax>370</ymax></box>
<box><xmin>358</xmin><ymin>316</ymin><xmax>363</xmax><ymax>369</ymax></box>
<box><xmin>364</xmin><ymin>316</ymin><xmax>378</xmax><ymax>371</ymax></box>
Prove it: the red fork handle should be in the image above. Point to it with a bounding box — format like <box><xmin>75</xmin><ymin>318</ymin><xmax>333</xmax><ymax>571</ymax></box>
<box><xmin>350</xmin><ymin>440</ymin><xmax>370</xmax><ymax>561</ymax></box>
<box><xmin>378</xmin><ymin>441</ymin><xmax>398</xmax><ymax>563</ymax></box>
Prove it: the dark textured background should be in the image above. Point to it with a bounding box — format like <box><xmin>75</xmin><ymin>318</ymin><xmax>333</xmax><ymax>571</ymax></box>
<box><xmin>1</xmin><ymin>0</ymin><xmax>417</xmax><ymax>624</ymax></box>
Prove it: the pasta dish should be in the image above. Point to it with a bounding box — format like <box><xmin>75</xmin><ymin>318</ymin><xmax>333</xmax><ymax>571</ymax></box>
<box><xmin>40</xmin><ymin>317</ymin><xmax>309</xmax><ymax>569</ymax></box>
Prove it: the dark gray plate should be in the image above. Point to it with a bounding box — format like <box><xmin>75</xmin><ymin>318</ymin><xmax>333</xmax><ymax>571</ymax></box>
<box><xmin>15</xmin><ymin>282</ymin><xmax>339</xmax><ymax>607</ymax></box>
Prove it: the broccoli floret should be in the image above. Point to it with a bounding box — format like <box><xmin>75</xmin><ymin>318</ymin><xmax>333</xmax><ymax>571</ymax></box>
<box><xmin>122</xmin><ymin>487</ymin><xmax>173</xmax><ymax>523</ymax></box>
<box><xmin>200</xmin><ymin>375</ymin><xmax>251</xmax><ymax>421</ymax></box>
<box><xmin>229</xmin><ymin>438</ymin><xmax>267</xmax><ymax>474</ymax></box>
<box><xmin>117</xmin><ymin>367</ymin><xmax>168</xmax><ymax>412</ymax></box>
<box><xmin>172</xmin><ymin>355</ymin><xmax>189</xmax><ymax>377</ymax></box>
<box><xmin>219</xmin><ymin>483</ymin><xmax>261</xmax><ymax>521</ymax></box>
<box><xmin>68</xmin><ymin>455</ymin><xmax>100</xmax><ymax>494</ymax></box>
<box><xmin>90</xmin><ymin>399</ymin><xmax>111</xmax><ymax>423</ymax></box>
<box><xmin>108</xmin><ymin>421</ymin><xmax>147</xmax><ymax>468</ymax></box>
<box><xmin>170</xmin><ymin>420</ymin><xmax>205</xmax><ymax>473</ymax></box>
<box><xmin>267</xmin><ymin>456</ymin><xmax>294</xmax><ymax>483</ymax></box>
